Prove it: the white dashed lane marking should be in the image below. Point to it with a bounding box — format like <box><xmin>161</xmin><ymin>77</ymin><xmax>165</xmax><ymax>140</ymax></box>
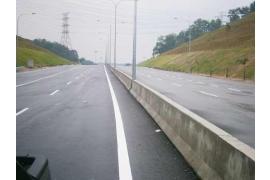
<box><xmin>199</xmin><ymin>91</ymin><xmax>218</xmax><ymax>98</ymax></box>
<box><xmin>66</xmin><ymin>81</ymin><xmax>72</xmax><ymax>85</ymax></box>
<box><xmin>16</xmin><ymin>108</ymin><xmax>29</xmax><ymax>116</ymax></box>
<box><xmin>50</xmin><ymin>90</ymin><xmax>60</xmax><ymax>96</ymax></box>
<box><xmin>228</xmin><ymin>88</ymin><xmax>241</xmax><ymax>92</ymax></box>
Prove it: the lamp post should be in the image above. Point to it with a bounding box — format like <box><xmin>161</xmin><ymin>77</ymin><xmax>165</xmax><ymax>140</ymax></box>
<box><xmin>17</xmin><ymin>12</ymin><xmax>36</xmax><ymax>36</ymax></box>
<box><xmin>109</xmin><ymin>0</ymin><xmax>122</xmax><ymax>69</ymax></box>
<box><xmin>132</xmin><ymin>0</ymin><xmax>138</xmax><ymax>80</ymax></box>
<box><xmin>16</xmin><ymin>13</ymin><xmax>36</xmax><ymax>47</ymax></box>
<box><xmin>173</xmin><ymin>17</ymin><xmax>192</xmax><ymax>53</ymax></box>
<box><xmin>109</xmin><ymin>0</ymin><xmax>138</xmax><ymax>81</ymax></box>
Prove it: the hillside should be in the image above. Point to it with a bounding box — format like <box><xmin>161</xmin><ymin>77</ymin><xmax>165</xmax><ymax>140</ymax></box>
<box><xmin>140</xmin><ymin>13</ymin><xmax>255</xmax><ymax>80</ymax></box>
<box><xmin>16</xmin><ymin>36</ymin><xmax>72</xmax><ymax>67</ymax></box>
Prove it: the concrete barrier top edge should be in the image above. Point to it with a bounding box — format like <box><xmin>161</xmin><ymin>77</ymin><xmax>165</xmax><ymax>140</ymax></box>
<box><xmin>113</xmin><ymin>68</ymin><xmax>255</xmax><ymax>160</ymax></box>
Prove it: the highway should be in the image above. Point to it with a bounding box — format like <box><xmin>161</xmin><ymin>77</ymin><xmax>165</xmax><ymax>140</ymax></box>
<box><xmin>16</xmin><ymin>65</ymin><xmax>198</xmax><ymax>180</ymax></box>
<box><xmin>118</xmin><ymin>66</ymin><xmax>255</xmax><ymax>148</ymax></box>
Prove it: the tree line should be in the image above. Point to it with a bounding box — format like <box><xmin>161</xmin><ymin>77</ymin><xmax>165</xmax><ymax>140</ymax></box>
<box><xmin>33</xmin><ymin>39</ymin><xmax>95</xmax><ymax>65</ymax></box>
<box><xmin>152</xmin><ymin>1</ymin><xmax>255</xmax><ymax>56</ymax></box>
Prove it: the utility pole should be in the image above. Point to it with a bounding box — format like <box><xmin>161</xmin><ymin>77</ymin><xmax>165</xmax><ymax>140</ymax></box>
<box><xmin>188</xmin><ymin>31</ymin><xmax>191</xmax><ymax>53</ymax></box>
<box><xmin>109</xmin><ymin>25</ymin><xmax>112</xmax><ymax>66</ymax></box>
<box><xmin>113</xmin><ymin>5</ymin><xmax>117</xmax><ymax>68</ymax></box>
<box><xmin>132</xmin><ymin>0</ymin><xmax>138</xmax><ymax>80</ymax></box>
<box><xmin>16</xmin><ymin>13</ymin><xmax>36</xmax><ymax>47</ymax></box>
<box><xmin>109</xmin><ymin>0</ymin><xmax>122</xmax><ymax>69</ymax></box>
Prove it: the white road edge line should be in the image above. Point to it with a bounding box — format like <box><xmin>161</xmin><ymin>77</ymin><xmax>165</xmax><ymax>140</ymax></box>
<box><xmin>228</xmin><ymin>88</ymin><xmax>241</xmax><ymax>92</ymax></box>
<box><xmin>104</xmin><ymin>66</ymin><xmax>133</xmax><ymax>180</ymax></box>
<box><xmin>50</xmin><ymin>90</ymin><xmax>60</xmax><ymax>96</ymax></box>
<box><xmin>16</xmin><ymin>108</ymin><xmax>29</xmax><ymax>116</ymax></box>
<box><xmin>199</xmin><ymin>91</ymin><xmax>218</xmax><ymax>98</ymax></box>
<box><xmin>16</xmin><ymin>67</ymin><xmax>77</xmax><ymax>88</ymax></box>
<box><xmin>67</xmin><ymin>81</ymin><xmax>72</xmax><ymax>85</ymax></box>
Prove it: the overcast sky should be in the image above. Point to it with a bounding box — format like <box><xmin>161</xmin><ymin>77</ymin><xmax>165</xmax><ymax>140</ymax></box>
<box><xmin>16</xmin><ymin>0</ymin><xmax>253</xmax><ymax>64</ymax></box>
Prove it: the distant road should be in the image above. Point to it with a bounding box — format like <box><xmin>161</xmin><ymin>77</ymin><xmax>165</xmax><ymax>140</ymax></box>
<box><xmin>16</xmin><ymin>65</ymin><xmax>198</xmax><ymax>180</ymax></box>
<box><xmin>119</xmin><ymin>66</ymin><xmax>255</xmax><ymax>148</ymax></box>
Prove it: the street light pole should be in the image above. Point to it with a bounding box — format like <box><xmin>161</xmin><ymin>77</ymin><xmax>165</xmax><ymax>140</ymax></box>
<box><xmin>109</xmin><ymin>25</ymin><xmax>112</xmax><ymax>66</ymax></box>
<box><xmin>188</xmin><ymin>31</ymin><xmax>191</xmax><ymax>53</ymax></box>
<box><xmin>109</xmin><ymin>0</ymin><xmax>123</xmax><ymax>69</ymax></box>
<box><xmin>17</xmin><ymin>13</ymin><xmax>36</xmax><ymax>36</ymax></box>
<box><xmin>16</xmin><ymin>13</ymin><xmax>36</xmax><ymax>47</ymax></box>
<box><xmin>114</xmin><ymin>6</ymin><xmax>117</xmax><ymax>68</ymax></box>
<box><xmin>132</xmin><ymin>0</ymin><xmax>138</xmax><ymax>80</ymax></box>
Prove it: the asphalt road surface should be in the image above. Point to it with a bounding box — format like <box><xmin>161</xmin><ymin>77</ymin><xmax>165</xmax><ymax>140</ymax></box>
<box><xmin>17</xmin><ymin>65</ymin><xmax>198</xmax><ymax>180</ymax></box>
<box><xmin>118</xmin><ymin>66</ymin><xmax>255</xmax><ymax>148</ymax></box>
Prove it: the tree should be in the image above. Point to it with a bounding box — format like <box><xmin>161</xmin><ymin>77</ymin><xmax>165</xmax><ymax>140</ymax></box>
<box><xmin>228</xmin><ymin>8</ymin><xmax>241</xmax><ymax>22</ymax></box>
<box><xmin>33</xmin><ymin>39</ymin><xmax>79</xmax><ymax>62</ymax></box>
<box><xmin>208</xmin><ymin>19</ymin><xmax>222</xmax><ymax>31</ymax></box>
<box><xmin>152</xmin><ymin>1</ymin><xmax>255</xmax><ymax>56</ymax></box>
<box><xmin>152</xmin><ymin>34</ymin><xmax>177</xmax><ymax>56</ymax></box>
<box><xmin>239</xmin><ymin>7</ymin><xmax>250</xmax><ymax>17</ymax></box>
<box><xmin>250</xmin><ymin>1</ymin><xmax>255</xmax><ymax>12</ymax></box>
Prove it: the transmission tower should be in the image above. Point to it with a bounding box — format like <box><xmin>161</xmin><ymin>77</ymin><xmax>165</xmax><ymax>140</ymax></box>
<box><xmin>60</xmin><ymin>12</ymin><xmax>72</xmax><ymax>49</ymax></box>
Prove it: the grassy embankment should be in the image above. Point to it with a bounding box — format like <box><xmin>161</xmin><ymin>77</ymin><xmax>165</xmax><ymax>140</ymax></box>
<box><xmin>140</xmin><ymin>13</ymin><xmax>255</xmax><ymax>80</ymax></box>
<box><xmin>16</xmin><ymin>36</ymin><xmax>72</xmax><ymax>67</ymax></box>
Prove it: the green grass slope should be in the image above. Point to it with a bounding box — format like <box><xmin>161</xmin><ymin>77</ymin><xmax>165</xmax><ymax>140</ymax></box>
<box><xmin>16</xmin><ymin>36</ymin><xmax>72</xmax><ymax>67</ymax></box>
<box><xmin>140</xmin><ymin>13</ymin><xmax>255</xmax><ymax>80</ymax></box>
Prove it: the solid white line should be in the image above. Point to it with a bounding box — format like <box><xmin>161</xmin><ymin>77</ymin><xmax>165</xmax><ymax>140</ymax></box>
<box><xmin>104</xmin><ymin>66</ymin><xmax>133</xmax><ymax>180</ymax></box>
<box><xmin>16</xmin><ymin>108</ymin><xmax>29</xmax><ymax>116</ymax></box>
<box><xmin>16</xmin><ymin>67</ymin><xmax>77</xmax><ymax>88</ymax></box>
<box><xmin>66</xmin><ymin>81</ymin><xmax>72</xmax><ymax>85</ymax></box>
<box><xmin>228</xmin><ymin>88</ymin><xmax>241</xmax><ymax>92</ymax></box>
<box><xmin>172</xmin><ymin>83</ymin><xmax>182</xmax><ymax>87</ymax></box>
<box><xmin>50</xmin><ymin>90</ymin><xmax>60</xmax><ymax>96</ymax></box>
<box><xmin>199</xmin><ymin>91</ymin><xmax>218</xmax><ymax>98</ymax></box>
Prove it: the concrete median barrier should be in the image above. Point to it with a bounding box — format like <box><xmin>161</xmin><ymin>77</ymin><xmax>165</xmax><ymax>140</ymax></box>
<box><xmin>110</xmin><ymin>67</ymin><xmax>255</xmax><ymax>180</ymax></box>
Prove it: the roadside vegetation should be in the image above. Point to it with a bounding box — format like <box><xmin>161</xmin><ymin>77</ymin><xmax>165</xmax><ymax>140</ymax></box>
<box><xmin>140</xmin><ymin>2</ymin><xmax>255</xmax><ymax>80</ymax></box>
<box><xmin>16</xmin><ymin>37</ymin><xmax>95</xmax><ymax>68</ymax></box>
<box><xmin>33</xmin><ymin>39</ymin><xmax>95</xmax><ymax>65</ymax></box>
<box><xmin>16</xmin><ymin>37</ymin><xmax>72</xmax><ymax>67</ymax></box>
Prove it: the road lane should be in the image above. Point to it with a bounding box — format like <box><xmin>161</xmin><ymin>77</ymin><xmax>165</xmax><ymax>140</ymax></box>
<box><xmin>16</xmin><ymin>65</ymin><xmax>78</xmax><ymax>86</ymax></box>
<box><xmin>17</xmin><ymin>65</ymin><xmax>119</xmax><ymax>180</ymax></box>
<box><xmin>17</xmin><ymin>65</ymin><xmax>198</xmax><ymax>180</ymax></box>
<box><xmin>16</xmin><ymin>65</ymin><xmax>90</xmax><ymax>113</ymax></box>
<box><xmin>107</xmin><ymin>67</ymin><xmax>198</xmax><ymax>180</ymax></box>
<box><xmin>118</xmin><ymin>66</ymin><xmax>255</xmax><ymax>148</ymax></box>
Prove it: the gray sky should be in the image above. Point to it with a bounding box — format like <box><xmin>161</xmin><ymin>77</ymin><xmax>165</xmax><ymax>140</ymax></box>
<box><xmin>16</xmin><ymin>0</ymin><xmax>253</xmax><ymax>63</ymax></box>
